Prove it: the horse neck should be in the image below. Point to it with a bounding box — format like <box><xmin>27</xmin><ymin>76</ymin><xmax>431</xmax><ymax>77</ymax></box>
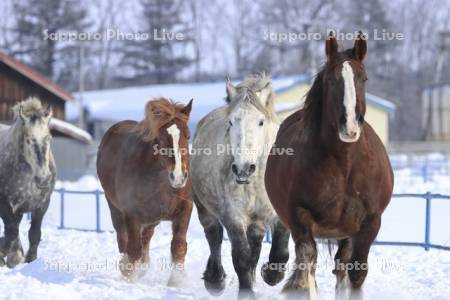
<box><xmin>141</xmin><ymin>138</ymin><xmax>164</xmax><ymax>168</ymax></box>
<box><xmin>303</xmin><ymin>96</ymin><xmax>359</xmax><ymax>161</ymax></box>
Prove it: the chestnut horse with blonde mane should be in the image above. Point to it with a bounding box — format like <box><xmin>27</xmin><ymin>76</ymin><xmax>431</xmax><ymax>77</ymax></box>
<box><xmin>265</xmin><ymin>32</ymin><xmax>393</xmax><ymax>298</ymax></box>
<box><xmin>97</xmin><ymin>97</ymin><xmax>193</xmax><ymax>282</ymax></box>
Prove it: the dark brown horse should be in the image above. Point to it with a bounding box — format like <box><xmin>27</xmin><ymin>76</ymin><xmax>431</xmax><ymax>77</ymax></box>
<box><xmin>264</xmin><ymin>32</ymin><xmax>393</xmax><ymax>298</ymax></box>
<box><xmin>97</xmin><ymin>97</ymin><xmax>193</xmax><ymax>282</ymax></box>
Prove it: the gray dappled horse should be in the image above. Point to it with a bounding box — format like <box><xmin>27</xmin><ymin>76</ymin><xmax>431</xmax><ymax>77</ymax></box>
<box><xmin>0</xmin><ymin>98</ymin><xmax>56</xmax><ymax>268</ymax></box>
<box><xmin>191</xmin><ymin>74</ymin><xmax>290</xmax><ymax>298</ymax></box>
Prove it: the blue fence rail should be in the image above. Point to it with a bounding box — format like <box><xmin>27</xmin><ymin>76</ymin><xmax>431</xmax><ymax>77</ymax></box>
<box><xmin>56</xmin><ymin>188</ymin><xmax>103</xmax><ymax>233</ymax></box>
<box><xmin>53</xmin><ymin>188</ymin><xmax>450</xmax><ymax>251</ymax></box>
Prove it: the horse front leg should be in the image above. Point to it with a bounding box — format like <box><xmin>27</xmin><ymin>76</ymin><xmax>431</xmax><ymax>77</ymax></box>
<box><xmin>0</xmin><ymin>237</ymin><xmax>4</xmax><ymax>267</ymax></box>
<box><xmin>224</xmin><ymin>219</ymin><xmax>255</xmax><ymax>299</ymax></box>
<box><xmin>348</xmin><ymin>214</ymin><xmax>381</xmax><ymax>297</ymax></box>
<box><xmin>141</xmin><ymin>224</ymin><xmax>156</xmax><ymax>264</ymax></box>
<box><xmin>283</xmin><ymin>206</ymin><xmax>317</xmax><ymax>300</ymax></box>
<box><xmin>246</xmin><ymin>222</ymin><xmax>266</xmax><ymax>283</ymax></box>
<box><xmin>168</xmin><ymin>199</ymin><xmax>193</xmax><ymax>287</ymax></box>
<box><xmin>119</xmin><ymin>215</ymin><xmax>145</xmax><ymax>280</ymax></box>
<box><xmin>25</xmin><ymin>201</ymin><xmax>49</xmax><ymax>263</ymax></box>
<box><xmin>333</xmin><ymin>238</ymin><xmax>353</xmax><ymax>298</ymax></box>
<box><xmin>261</xmin><ymin>218</ymin><xmax>290</xmax><ymax>286</ymax></box>
<box><xmin>195</xmin><ymin>195</ymin><xmax>226</xmax><ymax>293</ymax></box>
<box><xmin>2</xmin><ymin>211</ymin><xmax>24</xmax><ymax>268</ymax></box>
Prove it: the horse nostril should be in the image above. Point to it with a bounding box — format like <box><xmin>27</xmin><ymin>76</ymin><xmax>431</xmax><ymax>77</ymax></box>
<box><xmin>231</xmin><ymin>164</ymin><xmax>238</xmax><ymax>176</ymax></box>
<box><xmin>169</xmin><ymin>172</ymin><xmax>175</xmax><ymax>181</ymax></box>
<box><xmin>248</xmin><ymin>164</ymin><xmax>256</xmax><ymax>175</ymax></box>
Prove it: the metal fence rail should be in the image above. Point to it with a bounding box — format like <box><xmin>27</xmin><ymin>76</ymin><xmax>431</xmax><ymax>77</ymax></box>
<box><xmin>53</xmin><ymin>189</ymin><xmax>450</xmax><ymax>251</ymax></box>
<box><xmin>55</xmin><ymin>188</ymin><xmax>104</xmax><ymax>233</ymax></box>
<box><xmin>375</xmin><ymin>193</ymin><xmax>450</xmax><ymax>251</ymax></box>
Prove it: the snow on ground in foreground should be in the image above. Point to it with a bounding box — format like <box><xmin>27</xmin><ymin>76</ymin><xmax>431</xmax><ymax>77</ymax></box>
<box><xmin>2</xmin><ymin>157</ymin><xmax>450</xmax><ymax>299</ymax></box>
<box><xmin>1</xmin><ymin>208</ymin><xmax>450</xmax><ymax>300</ymax></box>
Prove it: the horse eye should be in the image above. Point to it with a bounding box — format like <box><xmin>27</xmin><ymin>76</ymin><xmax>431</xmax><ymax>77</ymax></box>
<box><xmin>229</xmin><ymin>120</ymin><xmax>233</xmax><ymax>126</ymax></box>
<box><xmin>358</xmin><ymin>114</ymin><xmax>364</xmax><ymax>123</ymax></box>
<box><xmin>259</xmin><ymin>120</ymin><xmax>264</xmax><ymax>126</ymax></box>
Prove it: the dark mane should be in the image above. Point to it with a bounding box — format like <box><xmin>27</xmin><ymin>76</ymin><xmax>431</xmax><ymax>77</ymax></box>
<box><xmin>302</xmin><ymin>49</ymin><xmax>363</xmax><ymax>134</ymax></box>
<box><xmin>302</xmin><ymin>70</ymin><xmax>325</xmax><ymax>134</ymax></box>
<box><xmin>134</xmin><ymin>97</ymin><xmax>189</xmax><ymax>141</ymax></box>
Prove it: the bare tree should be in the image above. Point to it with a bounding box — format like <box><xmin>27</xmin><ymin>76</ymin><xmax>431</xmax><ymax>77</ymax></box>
<box><xmin>89</xmin><ymin>0</ymin><xmax>128</xmax><ymax>89</ymax></box>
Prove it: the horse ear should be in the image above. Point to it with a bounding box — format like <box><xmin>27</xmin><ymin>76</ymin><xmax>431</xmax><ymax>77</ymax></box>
<box><xmin>181</xmin><ymin>99</ymin><xmax>193</xmax><ymax>116</ymax></box>
<box><xmin>225</xmin><ymin>77</ymin><xmax>236</xmax><ymax>103</ymax></box>
<box><xmin>325</xmin><ymin>31</ymin><xmax>338</xmax><ymax>62</ymax></box>
<box><xmin>255</xmin><ymin>82</ymin><xmax>272</xmax><ymax>107</ymax></box>
<box><xmin>18</xmin><ymin>105</ymin><xmax>26</xmax><ymax>122</ymax></box>
<box><xmin>44</xmin><ymin>104</ymin><xmax>53</xmax><ymax>120</ymax></box>
<box><xmin>353</xmin><ymin>31</ymin><xmax>367</xmax><ymax>61</ymax></box>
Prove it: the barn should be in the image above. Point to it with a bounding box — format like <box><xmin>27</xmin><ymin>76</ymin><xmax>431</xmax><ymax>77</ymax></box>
<box><xmin>0</xmin><ymin>51</ymin><xmax>93</xmax><ymax>180</ymax></box>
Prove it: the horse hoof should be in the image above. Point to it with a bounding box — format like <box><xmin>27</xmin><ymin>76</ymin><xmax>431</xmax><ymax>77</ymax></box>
<box><xmin>203</xmin><ymin>269</ymin><xmax>226</xmax><ymax>295</ymax></box>
<box><xmin>6</xmin><ymin>250</ymin><xmax>24</xmax><ymax>268</ymax></box>
<box><xmin>168</xmin><ymin>269</ymin><xmax>185</xmax><ymax>287</ymax></box>
<box><xmin>119</xmin><ymin>255</ymin><xmax>148</xmax><ymax>281</ymax></box>
<box><xmin>261</xmin><ymin>262</ymin><xmax>285</xmax><ymax>286</ymax></box>
<box><xmin>0</xmin><ymin>257</ymin><xmax>5</xmax><ymax>267</ymax></box>
<box><xmin>204</xmin><ymin>278</ymin><xmax>226</xmax><ymax>295</ymax></box>
<box><xmin>25</xmin><ymin>251</ymin><xmax>37</xmax><ymax>263</ymax></box>
<box><xmin>237</xmin><ymin>289</ymin><xmax>256</xmax><ymax>300</ymax></box>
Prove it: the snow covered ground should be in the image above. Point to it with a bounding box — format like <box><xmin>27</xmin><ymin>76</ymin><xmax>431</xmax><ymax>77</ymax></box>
<box><xmin>1</xmin><ymin>154</ymin><xmax>450</xmax><ymax>299</ymax></box>
<box><xmin>1</xmin><ymin>211</ymin><xmax>450</xmax><ymax>300</ymax></box>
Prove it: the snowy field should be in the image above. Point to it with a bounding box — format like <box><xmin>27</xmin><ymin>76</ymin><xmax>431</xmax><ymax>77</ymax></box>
<box><xmin>1</xmin><ymin>154</ymin><xmax>450</xmax><ymax>299</ymax></box>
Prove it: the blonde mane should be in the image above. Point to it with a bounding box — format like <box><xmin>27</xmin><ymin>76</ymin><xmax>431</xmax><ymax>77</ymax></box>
<box><xmin>226</xmin><ymin>73</ymin><xmax>278</xmax><ymax>122</ymax></box>
<box><xmin>12</xmin><ymin>97</ymin><xmax>48</xmax><ymax>119</ymax></box>
<box><xmin>135</xmin><ymin>97</ymin><xmax>189</xmax><ymax>141</ymax></box>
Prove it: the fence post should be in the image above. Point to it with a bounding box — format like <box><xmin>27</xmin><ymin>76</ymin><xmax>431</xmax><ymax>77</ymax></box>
<box><xmin>424</xmin><ymin>192</ymin><xmax>432</xmax><ymax>251</ymax></box>
<box><xmin>59</xmin><ymin>188</ymin><xmax>65</xmax><ymax>229</ymax></box>
<box><xmin>95</xmin><ymin>190</ymin><xmax>101</xmax><ymax>232</ymax></box>
<box><xmin>422</xmin><ymin>165</ymin><xmax>428</xmax><ymax>182</ymax></box>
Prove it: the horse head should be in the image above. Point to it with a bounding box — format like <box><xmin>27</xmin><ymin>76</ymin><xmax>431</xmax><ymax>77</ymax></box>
<box><xmin>225</xmin><ymin>74</ymin><xmax>277</xmax><ymax>184</ymax></box>
<box><xmin>139</xmin><ymin>98</ymin><xmax>193</xmax><ymax>189</ymax></box>
<box><xmin>322</xmin><ymin>31</ymin><xmax>368</xmax><ymax>143</ymax></box>
<box><xmin>13</xmin><ymin>97</ymin><xmax>52</xmax><ymax>146</ymax></box>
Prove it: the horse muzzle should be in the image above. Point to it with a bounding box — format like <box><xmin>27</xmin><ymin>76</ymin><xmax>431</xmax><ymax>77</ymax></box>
<box><xmin>339</xmin><ymin>126</ymin><xmax>361</xmax><ymax>143</ymax></box>
<box><xmin>231</xmin><ymin>163</ymin><xmax>255</xmax><ymax>184</ymax></box>
<box><xmin>169</xmin><ymin>171</ymin><xmax>188</xmax><ymax>189</ymax></box>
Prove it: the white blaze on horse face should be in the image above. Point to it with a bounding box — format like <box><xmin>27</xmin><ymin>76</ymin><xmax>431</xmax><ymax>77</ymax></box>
<box><xmin>228</xmin><ymin>105</ymin><xmax>266</xmax><ymax>176</ymax></box>
<box><xmin>167</xmin><ymin>124</ymin><xmax>186</xmax><ymax>188</ymax></box>
<box><xmin>340</xmin><ymin>61</ymin><xmax>361</xmax><ymax>143</ymax></box>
